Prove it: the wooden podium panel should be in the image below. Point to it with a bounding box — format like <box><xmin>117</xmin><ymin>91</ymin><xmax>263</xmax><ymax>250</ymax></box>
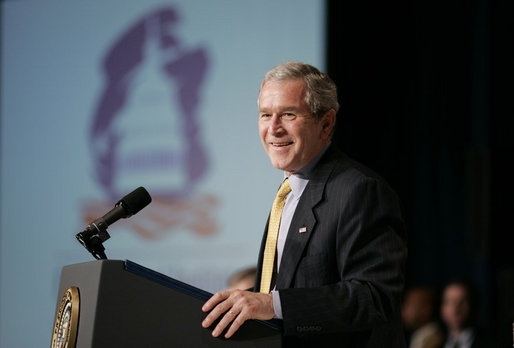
<box><xmin>52</xmin><ymin>260</ymin><xmax>282</xmax><ymax>347</ymax></box>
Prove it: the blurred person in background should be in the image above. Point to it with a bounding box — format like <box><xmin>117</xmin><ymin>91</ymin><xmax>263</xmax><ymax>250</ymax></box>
<box><xmin>438</xmin><ymin>279</ymin><xmax>495</xmax><ymax>348</ymax></box>
<box><xmin>228</xmin><ymin>266</ymin><xmax>257</xmax><ymax>290</ymax></box>
<box><xmin>402</xmin><ymin>285</ymin><xmax>444</xmax><ymax>348</ymax></box>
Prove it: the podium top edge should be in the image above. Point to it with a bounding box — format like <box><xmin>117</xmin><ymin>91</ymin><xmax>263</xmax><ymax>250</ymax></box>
<box><xmin>124</xmin><ymin>259</ymin><xmax>213</xmax><ymax>301</ymax></box>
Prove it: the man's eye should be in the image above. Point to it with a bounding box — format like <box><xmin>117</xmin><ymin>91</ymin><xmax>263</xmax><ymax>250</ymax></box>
<box><xmin>260</xmin><ymin>114</ymin><xmax>271</xmax><ymax>119</ymax></box>
<box><xmin>281</xmin><ymin>113</ymin><xmax>295</xmax><ymax>120</ymax></box>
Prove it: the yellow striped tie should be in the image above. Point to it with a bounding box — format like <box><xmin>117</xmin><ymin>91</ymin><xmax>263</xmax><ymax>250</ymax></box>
<box><xmin>260</xmin><ymin>179</ymin><xmax>291</xmax><ymax>293</ymax></box>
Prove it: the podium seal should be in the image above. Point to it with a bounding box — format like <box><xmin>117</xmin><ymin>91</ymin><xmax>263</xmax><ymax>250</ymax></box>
<box><xmin>51</xmin><ymin>287</ymin><xmax>80</xmax><ymax>348</ymax></box>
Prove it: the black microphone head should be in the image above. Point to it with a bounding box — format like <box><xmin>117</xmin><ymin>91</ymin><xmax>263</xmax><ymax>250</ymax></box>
<box><xmin>116</xmin><ymin>187</ymin><xmax>152</xmax><ymax>216</ymax></box>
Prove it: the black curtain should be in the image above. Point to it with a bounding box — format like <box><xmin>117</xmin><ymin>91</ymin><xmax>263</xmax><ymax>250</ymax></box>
<box><xmin>326</xmin><ymin>1</ymin><xmax>514</xmax><ymax>345</ymax></box>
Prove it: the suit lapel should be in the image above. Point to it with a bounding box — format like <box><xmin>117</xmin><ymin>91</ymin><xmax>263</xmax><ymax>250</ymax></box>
<box><xmin>275</xmin><ymin>148</ymin><xmax>337</xmax><ymax>289</ymax></box>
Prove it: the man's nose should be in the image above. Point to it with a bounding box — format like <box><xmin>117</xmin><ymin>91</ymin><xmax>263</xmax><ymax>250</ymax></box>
<box><xmin>269</xmin><ymin>115</ymin><xmax>283</xmax><ymax>134</ymax></box>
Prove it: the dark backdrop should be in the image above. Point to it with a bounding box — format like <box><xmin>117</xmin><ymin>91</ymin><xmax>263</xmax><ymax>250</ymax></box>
<box><xmin>327</xmin><ymin>1</ymin><xmax>513</xmax><ymax>345</ymax></box>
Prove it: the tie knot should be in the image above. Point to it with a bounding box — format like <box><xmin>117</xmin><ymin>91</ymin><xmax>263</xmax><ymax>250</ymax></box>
<box><xmin>276</xmin><ymin>179</ymin><xmax>292</xmax><ymax>199</ymax></box>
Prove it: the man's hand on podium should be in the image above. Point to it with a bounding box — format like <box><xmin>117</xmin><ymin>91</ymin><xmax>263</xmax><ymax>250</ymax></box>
<box><xmin>201</xmin><ymin>289</ymin><xmax>275</xmax><ymax>338</ymax></box>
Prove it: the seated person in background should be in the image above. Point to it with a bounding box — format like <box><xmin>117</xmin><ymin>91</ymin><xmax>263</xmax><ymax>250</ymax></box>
<box><xmin>227</xmin><ymin>266</ymin><xmax>257</xmax><ymax>290</ymax></box>
<box><xmin>439</xmin><ymin>279</ymin><xmax>494</xmax><ymax>348</ymax></box>
<box><xmin>402</xmin><ymin>285</ymin><xmax>444</xmax><ymax>348</ymax></box>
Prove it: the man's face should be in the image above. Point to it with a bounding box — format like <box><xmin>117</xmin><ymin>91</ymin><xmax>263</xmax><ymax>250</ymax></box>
<box><xmin>441</xmin><ymin>285</ymin><xmax>471</xmax><ymax>331</ymax></box>
<box><xmin>258</xmin><ymin>79</ymin><xmax>334</xmax><ymax>175</ymax></box>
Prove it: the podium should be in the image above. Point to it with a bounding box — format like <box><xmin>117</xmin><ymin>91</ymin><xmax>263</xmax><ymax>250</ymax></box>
<box><xmin>51</xmin><ymin>260</ymin><xmax>282</xmax><ymax>347</ymax></box>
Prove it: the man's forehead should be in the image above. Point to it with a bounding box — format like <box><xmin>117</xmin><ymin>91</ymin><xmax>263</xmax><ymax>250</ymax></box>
<box><xmin>258</xmin><ymin>80</ymin><xmax>307</xmax><ymax>108</ymax></box>
<box><xmin>258</xmin><ymin>104</ymin><xmax>305</xmax><ymax>112</ymax></box>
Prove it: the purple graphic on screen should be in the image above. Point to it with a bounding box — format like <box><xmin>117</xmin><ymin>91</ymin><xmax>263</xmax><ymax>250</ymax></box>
<box><xmin>90</xmin><ymin>6</ymin><xmax>209</xmax><ymax>201</ymax></box>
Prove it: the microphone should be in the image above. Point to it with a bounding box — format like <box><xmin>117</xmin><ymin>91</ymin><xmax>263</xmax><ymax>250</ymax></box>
<box><xmin>76</xmin><ymin>187</ymin><xmax>152</xmax><ymax>259</ymax></box>
<box><xmin>88</xmin><ymin>186</ymin><xmax>152</xmax><ymax>234</ymax></box>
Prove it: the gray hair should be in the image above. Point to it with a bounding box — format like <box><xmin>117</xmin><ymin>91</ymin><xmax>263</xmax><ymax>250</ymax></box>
<box><xmin>260</xmin><ymin>61</ymin><xmax>340</xmax><ymax>119</ymax></box>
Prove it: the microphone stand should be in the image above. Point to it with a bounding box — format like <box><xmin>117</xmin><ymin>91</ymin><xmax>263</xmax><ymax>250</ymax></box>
<box><xmin>76</xmin><ymin>224</ymin><xmax>110</xmax><ymax>260</ymax></box>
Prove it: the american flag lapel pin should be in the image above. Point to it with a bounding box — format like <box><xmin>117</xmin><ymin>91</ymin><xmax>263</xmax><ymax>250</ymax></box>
<box><xmin>299</xmin><ymin>226</ymin><xmax>307</xmax><ymax>233</ymax></box>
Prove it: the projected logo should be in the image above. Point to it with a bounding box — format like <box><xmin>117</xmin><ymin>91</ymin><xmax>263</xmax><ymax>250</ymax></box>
<box><xmin>84</xmin><ymin>7</ymin><xmax>217</xmax><ymax>238</ymax></box>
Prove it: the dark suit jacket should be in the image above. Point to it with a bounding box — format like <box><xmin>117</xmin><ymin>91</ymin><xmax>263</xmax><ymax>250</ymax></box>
<box><xmin>254</xmin><ymin>145</ymin><xmax>408</xmax><ymax>347</ymax></box>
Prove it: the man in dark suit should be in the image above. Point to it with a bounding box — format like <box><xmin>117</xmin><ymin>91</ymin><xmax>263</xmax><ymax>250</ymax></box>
<box><xmin>438</xmin><ymin>279</ymin><xmax>495</xmax><ymax>348</ymax></box>
<box><xmin>202</xmin><ymin>62</ymin><xmax>408</xmax><ymax>347</ymax></box>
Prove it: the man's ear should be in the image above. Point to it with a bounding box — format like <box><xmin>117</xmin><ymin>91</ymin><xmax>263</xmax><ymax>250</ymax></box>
<box><xmin>321</xmin><ymin>109</ymin><xmax>337</xmax><ymax>138</ymax></box>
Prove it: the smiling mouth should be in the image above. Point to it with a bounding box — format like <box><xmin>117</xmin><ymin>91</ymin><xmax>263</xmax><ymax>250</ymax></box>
<box><xmin>271</xmin><ymin>141</ymin><xmax>293</xmax><ymax>147</ymax></box>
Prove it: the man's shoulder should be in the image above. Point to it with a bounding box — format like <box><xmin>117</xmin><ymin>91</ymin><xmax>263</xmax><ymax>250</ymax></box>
<box><xmin>315</xmin><ymin>146</ymin><xmax>403</xmax><ymax>214</ymax></box>
<box><xmin>318</xmin><ymin>145</ymin><xmax>389</xmax><ymax>185</ymax></box>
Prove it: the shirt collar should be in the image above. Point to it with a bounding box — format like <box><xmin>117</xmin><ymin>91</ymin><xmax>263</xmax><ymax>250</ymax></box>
<box><xmin>284</xmin><ymin>174</ymin><xmax>308</xmax><ymax>202</ymax></box>
<box><xmin>449</xmin><ymin>328</ymin><xmax>475</xmax><ymax>346</ymax></box>
<box><xmin>459</xmin><ymin>328</ymin><xmax>475</xmax><ymax>344</ymax></box>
